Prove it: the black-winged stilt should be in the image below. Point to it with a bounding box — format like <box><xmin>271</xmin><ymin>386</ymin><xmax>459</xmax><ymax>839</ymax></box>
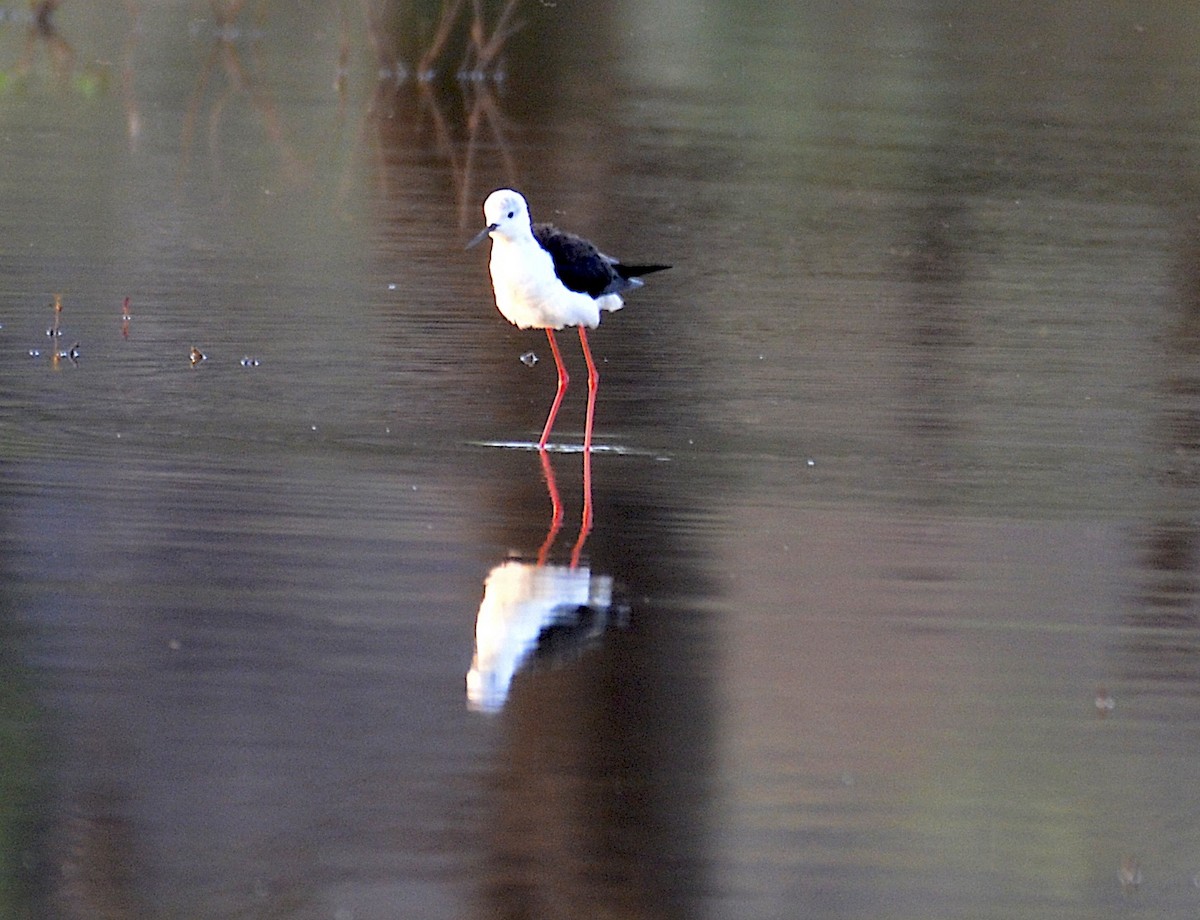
<box><xmin>467</xmin><ymin>188</ymin><xmax>669</xmax><ymax>452</ymax></box>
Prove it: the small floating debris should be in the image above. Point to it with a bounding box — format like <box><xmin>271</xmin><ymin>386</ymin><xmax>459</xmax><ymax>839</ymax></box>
<box><xmin>240</xmin><ymin>356</ymin><xmax>260</xmax><ymax>367</ymax></box>
<box><xmin>520</xmin><ymin>351</ymin><xmax>538</xmax><ymax>367</ymax></box>
<box><xmin>190</xmin><ymin>346</ymin><xmax>207</xmax><ymax>366</ymax></box>
<box><xmin>46</xmin><ymin>295</ymin><xmax>71</xmax><ymax>366</ymax></box>
<box><xmin>46</xmin><ymin>292</ymin><xmax>63</xmax><ymax>338</ymax></box>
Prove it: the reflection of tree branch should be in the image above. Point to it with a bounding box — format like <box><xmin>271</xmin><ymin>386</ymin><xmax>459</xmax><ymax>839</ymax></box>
<box><xmin>51</xmin><ymin>791</ymin><xmax>144</xmax><ymax>919</ymax></box>
<box><xmin>356</xmin><ymin>0</ymin><xmax>523</xmax><ymax>84</ymax></box>
<box><xmin>361</xmin><ymin>0</ymin><xmax>406</xmax><ymax>83</ymax></box>
<box><xmin>210</xmin><ymin>0</ymin><xmax>248</xmax><ymax>22</ymax></box>
<box><xmin>16</xmin><ymin>0</ymin><xmax>75</xmax><ymax>83</ymax></box>
<box><xmin>339</xmin><ymin>2</ymin><xmax>525</xmax><ymax>223</ymax></box>
<box><xmin>121</xmin><ymin>1</ymin><xmax>142</xmax><ymax>146</ymax></box>
<box><xmin>32</xmin><ymin>0</ymin><xmax>60</xmax><ymax>32</ymax></box>
<box><xmin>246</xmin><ymin>36</ymin><xmax>305</xmax><ymax>183</ymax></box>
<box><xmin>462</xmin><ymin>0</ymin><xmax>521</xmax><ymax>78</ymax></box>
<box><xmin>416</xmin><ymin>0</ymin><xmax>466</xmax><ymax>80</ymax></box>
<box><xmin>334</xmin><ymin>4</ymin><xmax>351</xmax><ymax>118</ymax></box>
<box><xmin>418</xmin><ymin>81</ymin><xmax>462</xmax><ymax>174</ymax></box>
<box><xmin>411</xmin><ymin>0</ymin><xmax>521</xmax><ymax>81</ymax></box>
<box><xmin>179</xmin><ymin>39</ymin><xmax>220</xmax><ymax>181</ymax></box>
<box><xmin>180</xmin><ymin>5</ymin><xmax>307</xmax><ymax>190</ymax></box>
<box><xmin>460</xmin><ymin>83</ymin><xmax>517</xmax><ymax>214</ymax></box>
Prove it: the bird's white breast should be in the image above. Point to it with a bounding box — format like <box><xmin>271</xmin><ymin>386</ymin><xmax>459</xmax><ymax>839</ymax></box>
<box><xmin>488</xmin><ymin>237</ymin><xmax>617</xmax><ymax>330</ymax></box>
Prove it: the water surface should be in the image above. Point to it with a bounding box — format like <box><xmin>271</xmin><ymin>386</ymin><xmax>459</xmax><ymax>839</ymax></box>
<box><xmin>3</xmin><ymin>3</ymin><xmax>1200</xmax><ymax>918</ymax></box>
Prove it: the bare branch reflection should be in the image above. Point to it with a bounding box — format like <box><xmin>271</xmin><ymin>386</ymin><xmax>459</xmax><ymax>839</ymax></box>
<box><xmin>180</xmin><ymin>2</ymin><xmax>305</xmax><ymax>190</ymax></box>
<box><xmin>49</xmin><ymin>787</ymin><xmax>143</xmax><ymax>920</ymax></box>
<box><xmin>21</xmin><ymin>0</ymin><xmax>73</xmax><ymax>79</ymax></box>
<box><xmin>352</xmin><ymin>0</ymin><xmax>520</xmax><ymax>222</ymax></box>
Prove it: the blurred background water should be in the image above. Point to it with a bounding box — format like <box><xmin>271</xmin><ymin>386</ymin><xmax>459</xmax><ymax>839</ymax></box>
<box><xmin>3</xmin><ymin>2</ymin><xmax>1200</xmax><ymax>918</ymax></box>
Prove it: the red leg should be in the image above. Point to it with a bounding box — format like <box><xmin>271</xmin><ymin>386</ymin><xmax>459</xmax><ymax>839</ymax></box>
<box><xmin>578</xmin><ymin>327</ymin><xmax>599</xmax><ymax>454</ymax></box>
<box><xmin>570</xmin><ymin>445</ymin><xmax>593</xmax><ymax>567</ymax></box>
<box><xmin>536</xmin><ymin>448</ymin><xmax>563</xmax><ymax>566</ymax></box>
<box><xmin>539</xmin><ymin>329</ymin><xmax>568</xmax><ymax>449</ymax></box>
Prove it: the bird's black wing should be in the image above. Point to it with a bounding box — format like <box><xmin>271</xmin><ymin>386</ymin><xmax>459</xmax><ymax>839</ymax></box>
<box><xmin>533</xmin><ymin>223</ymin><xmax>620</xmax><ymax>298</ymax></box>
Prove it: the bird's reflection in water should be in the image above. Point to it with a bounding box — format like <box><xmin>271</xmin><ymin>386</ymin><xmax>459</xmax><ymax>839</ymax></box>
<box><xmin>467</xmin><ymin>449</ymin><xmax>626</xmax><ymax>712</ymax></box>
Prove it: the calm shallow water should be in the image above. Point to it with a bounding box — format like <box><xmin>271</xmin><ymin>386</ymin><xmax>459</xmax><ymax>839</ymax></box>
<box><xmin>3</xmin><ymin>2</ymin><xmax>1200</xmax><ymax>918</ymax></box>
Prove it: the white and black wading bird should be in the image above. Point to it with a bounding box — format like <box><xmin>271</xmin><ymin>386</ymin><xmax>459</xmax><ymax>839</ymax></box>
<box><xmin>467</xmin><ymin>189</ymin><xmax>670</xmax><ymax>452</ymax></box>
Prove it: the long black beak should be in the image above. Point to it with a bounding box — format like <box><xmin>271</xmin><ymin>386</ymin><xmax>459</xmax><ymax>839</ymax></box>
<box><xmin>466</xmin><ymin>223</ymin><xmax>497</xmax><ymax>250</ymax></box>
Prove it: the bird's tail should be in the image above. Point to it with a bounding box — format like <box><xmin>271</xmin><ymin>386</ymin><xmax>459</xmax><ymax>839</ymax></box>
<box><xmin>604</xmin><ymin>262</ymin><xmax>670</xmax><ymax>297</ymax></box>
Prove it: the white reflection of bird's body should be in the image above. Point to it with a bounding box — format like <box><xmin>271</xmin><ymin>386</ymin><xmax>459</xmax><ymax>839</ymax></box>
<box><xmin>466</xmin><ymin>560</ymin><xmax>616</xmax><ymax>713</ymax></box>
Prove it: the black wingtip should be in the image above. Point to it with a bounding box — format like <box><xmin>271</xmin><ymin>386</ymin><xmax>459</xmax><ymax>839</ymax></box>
<box><xmin>617</xmin><ymin>263</ymin><xmax>672</xmax><ymax>280</ymax></box>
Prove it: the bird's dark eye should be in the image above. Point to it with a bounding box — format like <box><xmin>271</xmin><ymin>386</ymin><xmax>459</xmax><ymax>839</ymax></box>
<box><xmin>507</xmin><ymin>211</ymin><xmax>515</xmax><ymax>219</ymax></box>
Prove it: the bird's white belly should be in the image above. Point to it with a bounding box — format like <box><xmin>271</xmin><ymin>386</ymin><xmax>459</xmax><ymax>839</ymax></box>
<box><xmin>489</xmin><ymin>240</ymin><xmax>619</xmax><ymax>330</ymax></box>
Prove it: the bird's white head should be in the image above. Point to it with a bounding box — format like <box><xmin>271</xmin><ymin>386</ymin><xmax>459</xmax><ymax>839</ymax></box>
<box><xmin>466</xmin><ymin>189</ymin><xmax>532</xmax><ymax>249</ymax></box>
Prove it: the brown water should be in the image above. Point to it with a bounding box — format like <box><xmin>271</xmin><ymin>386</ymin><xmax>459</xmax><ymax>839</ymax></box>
<box><xmin>3</xmin><ymin>2</ymin><xmax>1200</xmax><ymax>918</ymax></box>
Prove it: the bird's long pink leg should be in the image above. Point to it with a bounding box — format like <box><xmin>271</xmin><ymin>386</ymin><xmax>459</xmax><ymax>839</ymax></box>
<box><xmin>578</xmin><ymin>327</ymin><xmax>599</xmax><ymax>455</ymax></box>
<box><xmin>539</xmin><ymin>329</ymin><xmax>568</xmax><ymax>449</ymax></box>
<box><xmin>536</xmin><ymin>448</ymin><xmax>564</xmax><ymax>566</ymax></box>
<box><xmin>576</xmin><ymin>329</ymin><xmax>598</xmax><ymax>549</ymax></box>
<box><xmin>571</xmin><ymin>446</ymin><xmax>593</xmax><ymax>567</ymax></box>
